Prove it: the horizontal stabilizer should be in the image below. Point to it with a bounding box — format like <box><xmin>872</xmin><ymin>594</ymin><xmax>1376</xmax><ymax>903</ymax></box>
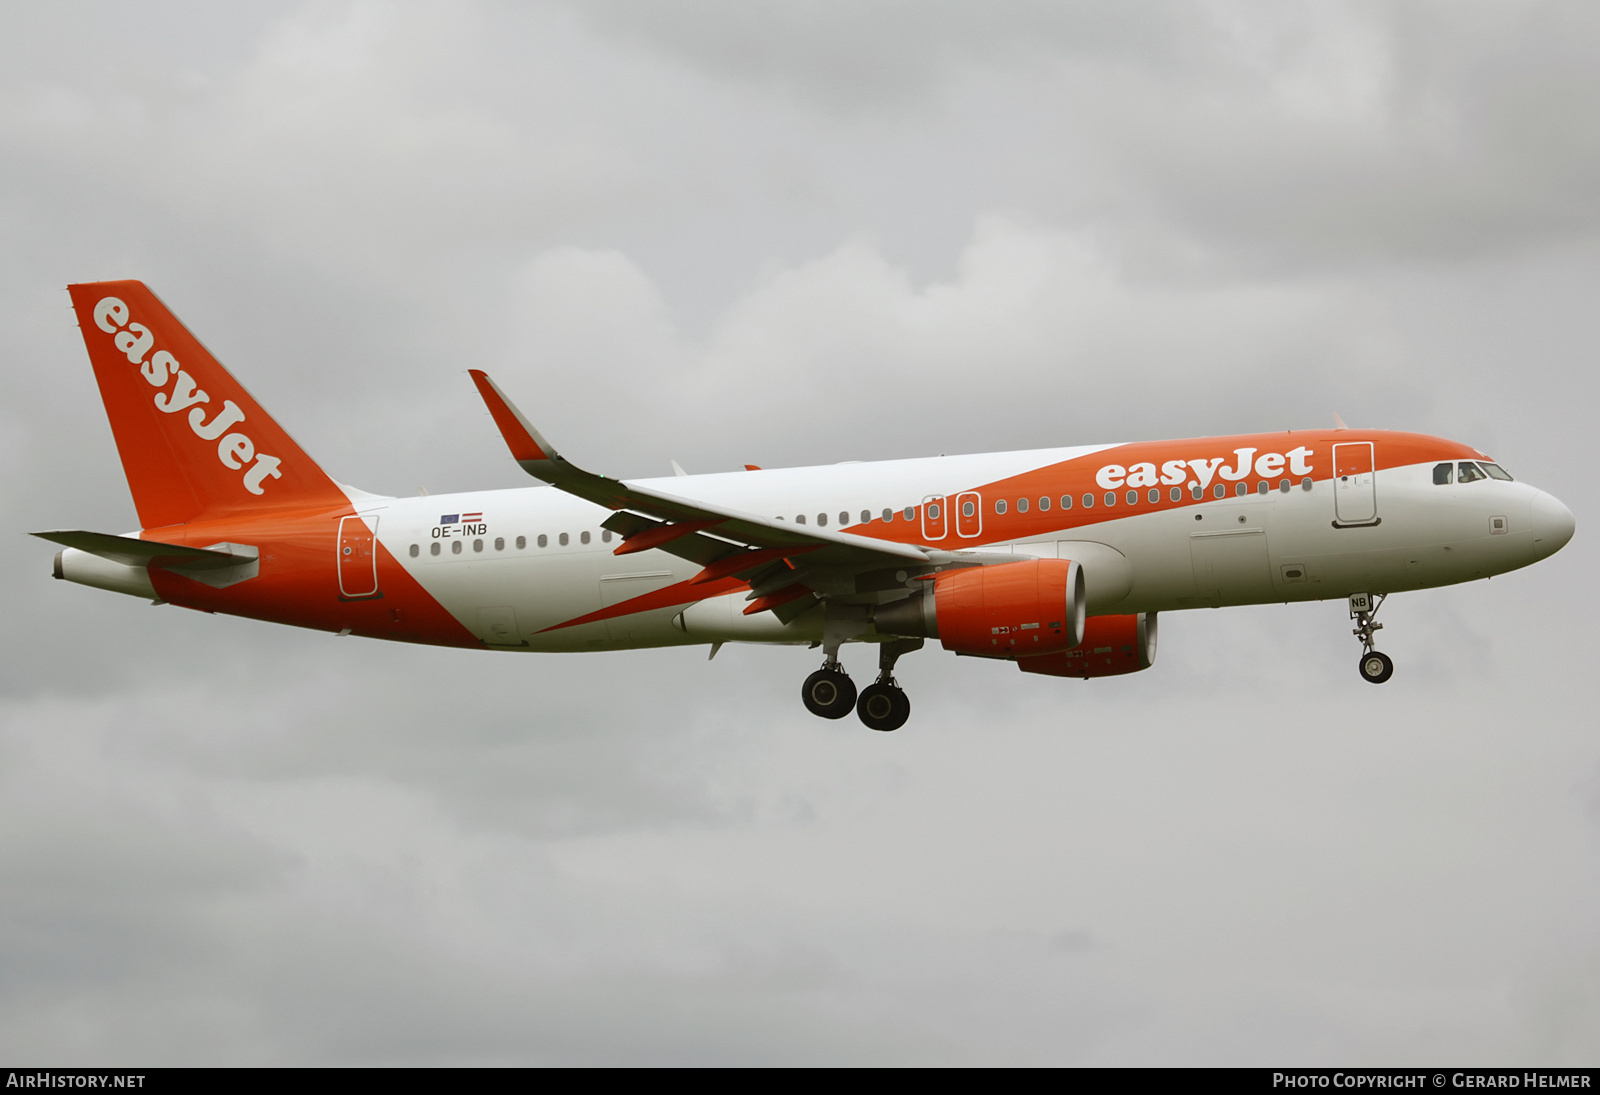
<box><xmin>32</xmin><ymin>530</ymin><xmax>250</xmax><ymax>570</ymax></box>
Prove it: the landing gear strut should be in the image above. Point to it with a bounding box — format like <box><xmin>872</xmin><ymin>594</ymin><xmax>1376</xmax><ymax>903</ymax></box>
<box><xmin>1349</xmin><ymin>592</ymin><xmax>1394</xmax><ymax>684</ymax></box>
<box><xmin>855</xmin><ymin>638</ymin><xmax>920</xmax><ymax>732</ymax></box>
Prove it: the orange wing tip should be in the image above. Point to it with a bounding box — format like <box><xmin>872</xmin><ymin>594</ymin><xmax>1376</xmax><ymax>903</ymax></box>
<box><xmin>468</xmin><ymin>370</ymin><xmax>548</xmax><ymax>463</ymax></box>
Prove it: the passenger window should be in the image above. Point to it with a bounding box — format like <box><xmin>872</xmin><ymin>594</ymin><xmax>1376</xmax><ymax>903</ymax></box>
<box><xmin>1301</xmin><ymin>477</ymin><xmax>1313</xmax><ymax>491</ymax></box>
<box><xmin>996</xmin><ymin>499</ymin><xmax>1007</xmax><ymax>514</ymax></box>
<box><xmin>473</xmin><ymin>538</ymin><xmax>483</xmax><ymax>552</ymax></box>
<box><xmin>430</xmin><ymin>542</ymin><xmax>440</xmax><ymax>556</ymax></box>
<box><xmin>1061</xmin><ymin>495</ymin><xmax>1073</xmax><ymax>510</ymax></box>
<box><xmin>817</xmin><ymin>513</ymin><xmax>827</xmax><ymax>527</ymax></box>
<box><xmin>1038</xmin><ymin>496</ymin><xmax>1050</xmax><ymax>511</ymax></box>
<box><xmin>1081</xmin><ymin>493</ymin><xmax>1093</xmax><ymax>508</ymax></box>
<box><xmin>409</xmin><ymin>544</ymin><xmax>419</xmax><ymax>558</ymax></box>
<box><xmin>1105</xmin><ymin>492</ymin><xmax>1117</xmax><ymax>507</ymax></box>
<box><xmin>536</xmin><ymin>534</ymin><xmax>547</xmax><ymax>548</ymax></box>
<box><xmin>1017</xmin><ymin>498</ymin><xmax>1028</xmax><ymax>513</ymax></box>
<box><xmin>1279</xmin><ymin>479</ymin><xmax>1290</xmax><ymax>493</ymax></box>
<box><xmin>1149</xmin><ymin>488</ymin><xmax>1160</xmax><ymax>503</ymax></box>
<box><xmin>882</xmin><ymin>508</ymin><xmax>893</xmax><ymax>522</ymax></box>
<box><xmin>861</xmin><ymin>510</ymin><xmax>871</xmax><ymax>523</ymax></box>
<box><xmin>494</xmin><ymin>537</ymin><xmax>505</xmax><ymax>551</ymax></box>
<box><xmin>1235</xmin><ymin>482</ymin><xmax>1247</xmax><ymax>497</ymax></box>
<box><xmin>1125</xmin><ymin>490</ymin><xmax>1137</xmax><ymax>505</ymax></box>
<box><xmin>451</xmin><ymin>541</ymin><xmax>462</xmax><ymax>555</ymax></box>
<box><xmin>1191</xmin><ymin>486</ymin><xmax>1203</xmax><ymax>500</ymax></box>
<box><xmin>516</xmin><ymin>535</ymin><xmax>525</xmax><ymax>549</ymax></box>
<box><xmin>1170</xmin><ymin>487</ymin><xmax>1182</xmax><ymax>502</ymax></box>
<box><xmin>962</xmin><ymin>500</ymin><xmax>975</xmax><ymax>517</ymax></box>
<box><xmin>1214</xmin><ymin>484</ymin><xmax>1226</xmax><ymax>498</ymax></box>
<box><xmin>559</xmin><ymin>532</ymin><xmax>569</xmax><ymax>546</ymax></box>
<box><xmin>1481</xmin><ymin>463</ymin><xmax>1514</xmax><ymax>481</ymax></box>
<box><xmin>926</xmin><ymin>504</ymin><xmax>939</xmax><ymax>520</ymax></box>
<box><xmin>1433</xmin><ymin>462</ymin><xmax>1453</xmax><ymax>485</ymax></box>
<box><xmin>601</xmin><ymin>530</ymin><xmax>612</xmax><ymax>543</ymax></box>
<box><xmin>1457</xmin><ymin>462</ymin><xmax>1487</xmax><ymax>483</ymax></box>
<box><xmin>1257</xmin><ymin>481</ymin><xmax>1268</xmax><ymax>495</ymax></box>
<box><xmin>840</xmin><ymin>511</ymin><xmax>849</xmax><ymax>525</ymax></box>
<box><xmin>796</xmin><ymin>515</ymin><xmax>806</xmax><ymax>524</ymax></box>
<box><xmin>903</xmin><ymin>507</ymin><xmax>915</xmax><ymax>521</ymax></box>
<box><xmin>580</xmin><ymin>531</ymin><xmax>591</xmax><ymax>544</ymax></box>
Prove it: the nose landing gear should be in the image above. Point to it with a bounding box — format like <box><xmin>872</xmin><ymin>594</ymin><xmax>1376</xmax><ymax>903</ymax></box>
<box><xmin>1349</xmin><ymin>592</ymin><xmax>1394</xmax><ymax>684</ymax></box>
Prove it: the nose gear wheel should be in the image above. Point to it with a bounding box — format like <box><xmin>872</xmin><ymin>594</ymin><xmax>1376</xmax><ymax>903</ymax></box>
<box><xmin>1359</xmin><ymin>650</ymin><xmax>1394</xmax><ymax>684</ymax></box>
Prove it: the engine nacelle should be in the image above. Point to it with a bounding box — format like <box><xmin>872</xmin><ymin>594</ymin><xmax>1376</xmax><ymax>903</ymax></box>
<box><xmin>873</xmin><ymin>557</ymin><xmax>1086</xmax><ymax>658</ymax></box>
<box><xmin>1016</xmin><ymin>612</ymin><xmax>1158</xmax><ymax>678</ymax></box>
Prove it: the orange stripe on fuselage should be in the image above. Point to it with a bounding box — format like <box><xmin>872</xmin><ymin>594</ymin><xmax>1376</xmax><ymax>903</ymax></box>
<box><xmin>143</xmin><ymin>507</ymin><xmax>482</xmax><ymax>647</ymax></box>
<box><xmin>840</xmin><ymin>430</ymin><xmax>1481</xmax><ymax>550</ymax></box>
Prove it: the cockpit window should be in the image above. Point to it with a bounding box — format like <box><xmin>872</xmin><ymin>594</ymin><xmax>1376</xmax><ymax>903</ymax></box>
<box><xmin>1433</xmin><ymin>462</ymin><xmax>1453</xmax><ymax>485</ymax></box>
<box><xmin>1480</xmin><ymin>463</ymin><xmax>1514</xmax><ymax>481</ymax></box>
<box><xmin>1457</xmin><ymin>461</ymin><xmax>1487</xmax><ymax>483</ymax></box>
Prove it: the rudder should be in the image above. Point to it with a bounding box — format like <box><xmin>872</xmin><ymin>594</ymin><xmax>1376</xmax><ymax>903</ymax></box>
<box><xmin>68</xmin><ymin>280</ymin><xmax>347</xmax><ymax>528</ymax></box>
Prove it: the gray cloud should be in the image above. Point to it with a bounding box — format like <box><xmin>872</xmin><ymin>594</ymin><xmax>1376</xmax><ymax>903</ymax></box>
<box><xmin>1</xmin><ymin>0</ymin><xmax>1596</xmax><ymax>1065</ymax></box>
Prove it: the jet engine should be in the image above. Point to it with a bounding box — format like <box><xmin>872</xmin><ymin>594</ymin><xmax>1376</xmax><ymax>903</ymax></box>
<box><xmin>873</xmin><ymin>557</ymin><xmax>1086</xmax><ymax>658</ymax></box>
<box><xmin>1015</xmin><ymin>612</ymin><xmax>1158</xmax><ymax>678</ymax></box>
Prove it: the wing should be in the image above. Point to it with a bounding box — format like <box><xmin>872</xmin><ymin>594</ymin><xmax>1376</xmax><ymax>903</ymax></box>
<box><xmin>468</xmin><ymin>370</ymin><xmax>998</xmax><ymax>621</ymax></box>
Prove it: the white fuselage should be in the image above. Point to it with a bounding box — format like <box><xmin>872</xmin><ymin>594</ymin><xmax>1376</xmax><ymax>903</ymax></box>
<box><xmin>366</xmin><ymin>448</ymin><xmax>1565</xmax><ymax>652</ymax></box>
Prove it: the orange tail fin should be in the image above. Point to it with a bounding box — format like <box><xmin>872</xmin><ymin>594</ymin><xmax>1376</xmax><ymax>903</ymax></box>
<box><xmin>67</xmin><ymin>280</ymin><xmax>347</xmax><ymax>528</ymax></box>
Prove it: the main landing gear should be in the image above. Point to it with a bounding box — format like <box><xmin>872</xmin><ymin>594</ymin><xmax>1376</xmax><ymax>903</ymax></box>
<box><xmin>800</xmin><ymin>637</ymin><xmax>922</xmax><ymax>731</ymax></box>
<box><xmin>801</xmin><ymin>663</ymin><xmax>856</xmax><ymax>719</ymax></box>
<box><xmin>856</xmin><ymin>680</ymin><xmax>910</xmax><ymax>733</ymax></box>
<box><xmin>1349</xmin><ymin>592</ymin><xmax>1394</xmax><ymax>684</ymax></box>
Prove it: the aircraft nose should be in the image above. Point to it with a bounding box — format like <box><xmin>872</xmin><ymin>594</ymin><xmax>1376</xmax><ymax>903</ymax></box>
<box><xmin>1529</xmin><ymin>490</ymin><xmax>1575</xmax><ymax>559</ymax></box>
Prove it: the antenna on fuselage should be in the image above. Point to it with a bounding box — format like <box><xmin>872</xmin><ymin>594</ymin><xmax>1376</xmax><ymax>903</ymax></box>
<box><xmin>1331</xmin><ymin>412</ymin><xmax>1349</xmax><ymax>430</ymax></box>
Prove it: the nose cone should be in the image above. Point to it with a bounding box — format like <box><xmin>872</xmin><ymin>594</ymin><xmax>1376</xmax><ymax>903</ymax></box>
<box><xmin>1529</xmin><ymin>490</ymin><xmax>1575</xmax><ymax>560</ymax></box>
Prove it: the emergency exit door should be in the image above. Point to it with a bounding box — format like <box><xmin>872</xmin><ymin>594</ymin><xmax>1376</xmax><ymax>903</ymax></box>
<box><xmin>337</xmin><ymin>515</ymin><xmax>380</xmax><ymax>598</ymax></box>
<box><xmin>1333</xmin><ymin>442</ymin><xmax>1378</xmax><ymax>525</ymax></box>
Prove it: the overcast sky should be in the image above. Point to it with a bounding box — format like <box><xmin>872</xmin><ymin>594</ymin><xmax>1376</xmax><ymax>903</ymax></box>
<box><xmin>2</xmin><ymin>1</ymin><xmax>1597</xmax><ymax>1065</ymax></box>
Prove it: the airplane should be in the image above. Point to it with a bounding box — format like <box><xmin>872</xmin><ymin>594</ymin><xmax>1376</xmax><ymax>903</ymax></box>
<box><xmin>39</xmin><ymin>280</ymin><xmax>1576</xmax><ymax>732</ymax></box>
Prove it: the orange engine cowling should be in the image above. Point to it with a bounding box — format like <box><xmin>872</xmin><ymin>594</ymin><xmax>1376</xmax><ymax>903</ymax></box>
<box><xmin>1016</xmin><ymin>613</ymin><xmax>1158</xmax><ymax>678</ymax></box>
<box><xmin>874</xmin><ymin>557</ymin><xmax>1086</xmax><ymax>658</ymax></box>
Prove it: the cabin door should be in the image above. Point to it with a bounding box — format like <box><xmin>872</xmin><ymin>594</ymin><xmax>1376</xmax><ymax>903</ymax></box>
<box><xmin>1333</xmin><ymin>442</ymin><xmax>1378</xmax><ymax>525</ymax></box>
<box><xmin>337</xmin><ymin>515</ymin><xmax>379</xmax><ymax>598</ymax></box>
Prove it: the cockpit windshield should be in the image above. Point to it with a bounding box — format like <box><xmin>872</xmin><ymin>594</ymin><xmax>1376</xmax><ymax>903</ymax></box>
<box><xmin>1436</xmin><ymin>461</ymin><xmax>1513</xmax><ymax>485</ymax></box>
